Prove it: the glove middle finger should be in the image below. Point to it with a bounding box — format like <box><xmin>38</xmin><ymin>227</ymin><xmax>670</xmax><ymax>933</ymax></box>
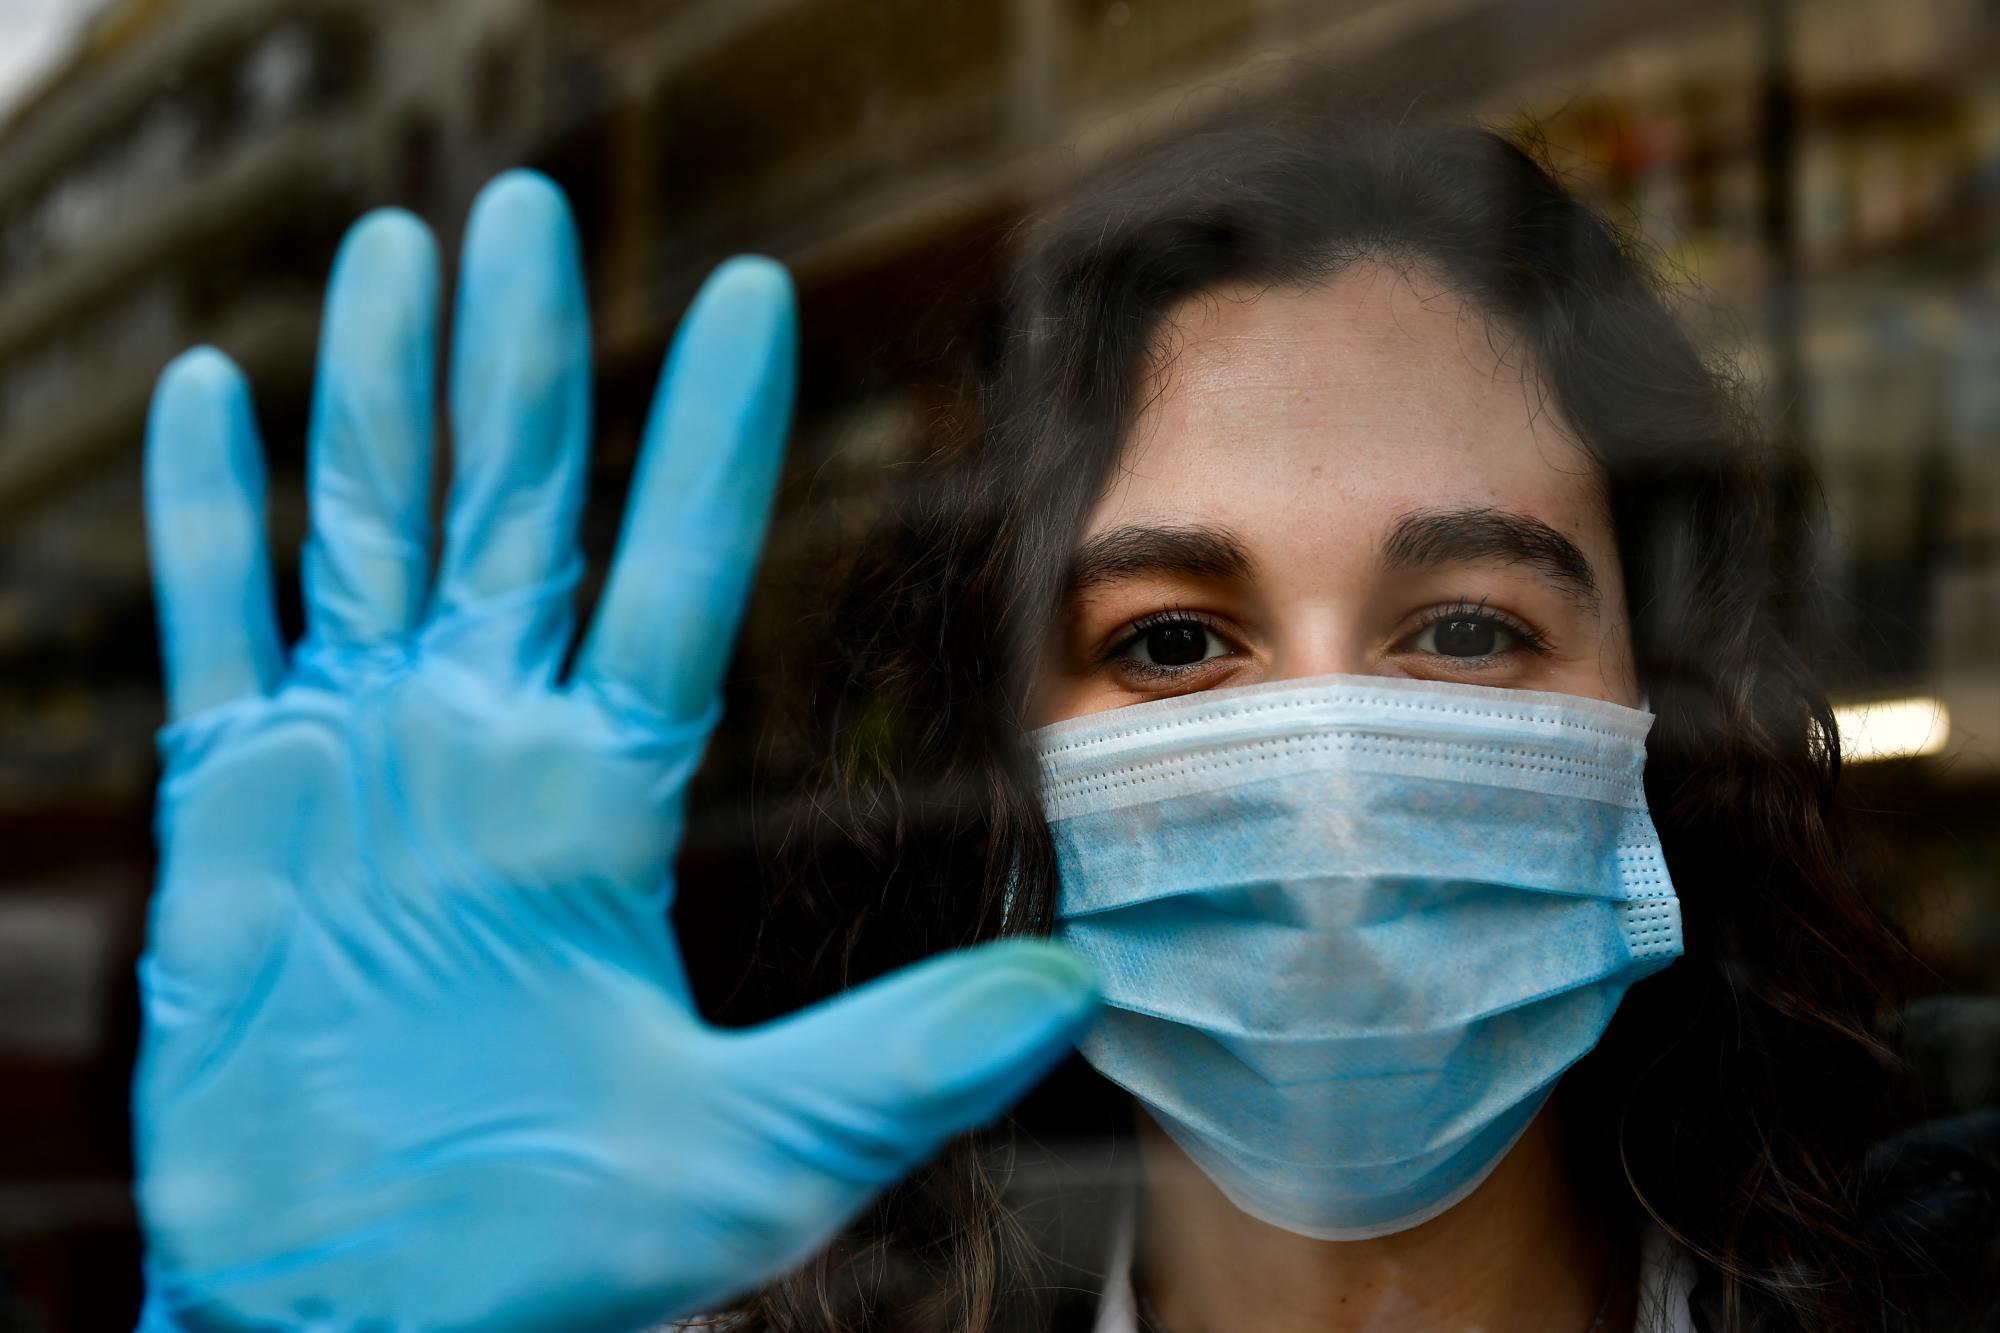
<box><xmin>301</xmin><ymin>209</ymin><xmax>440</xmax><ymax>659</ymax></box>
<box><xmin>426</xmin><ymin>170</ymin><xmax>593</xmax><ymax>685</ymax></box>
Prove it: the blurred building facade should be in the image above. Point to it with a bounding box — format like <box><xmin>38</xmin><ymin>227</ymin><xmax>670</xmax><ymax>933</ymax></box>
<box><xmin>1</xmin><ymin>0</ymin><xmax>1997</xmax><ymax>1326</ymax></box>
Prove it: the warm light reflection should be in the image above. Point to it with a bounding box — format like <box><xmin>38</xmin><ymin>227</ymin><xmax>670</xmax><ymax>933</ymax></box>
<box><xmin>1833</xmin><ymin>697</ymin><xmax>1951</xmax><ymax>763</ymax></box>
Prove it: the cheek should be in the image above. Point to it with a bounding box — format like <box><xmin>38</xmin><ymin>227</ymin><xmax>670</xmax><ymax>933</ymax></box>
<box><xmin>1579</xmin><ymin>574</ymin><xmax>1640</xmax><ymax>707</ymax></box>
<box><xmin>1598</xmin><ymin>621</ymin><xmax>1641</xmax><ymax>708</ymax></box>
<box><xmin>1026</xmin><ymin>666</ymin><xmax>1122</xmax><ymax>728</ymax></box>
<box><xmin>1027</xmin><ymin>631</ymin><xmax>1096</xmax><ymax>728</ymax></box>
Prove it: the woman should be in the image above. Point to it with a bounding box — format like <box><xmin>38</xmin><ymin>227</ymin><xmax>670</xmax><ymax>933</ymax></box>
<box><xmin>133</xmin><ymin>109</ymin><xmax>1945</xmax><ymax>1332</ymax></box>
<box><xmin>736</xmin><ymin>113</ymin><xmax>1928</xmax><ymax>1332</ymax></box>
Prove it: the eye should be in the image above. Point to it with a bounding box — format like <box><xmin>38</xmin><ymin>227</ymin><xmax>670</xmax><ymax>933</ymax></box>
<box><xmin>1402</xmin><ymin>604</ymin><xmax>1547</xmax><ymax>661</ymax></box>
<box><xmin>1413</xmin><ymin>615</ymin><xmax>1510</xmax><ymax>658</ymax></box>
<box><xmin>1110</xmin><ymin>612</ymin><xmax>1234</xmax><ymax>673</ymax></box>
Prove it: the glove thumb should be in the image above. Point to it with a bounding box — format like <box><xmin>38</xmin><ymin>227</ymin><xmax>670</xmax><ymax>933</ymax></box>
<box><xmin>729</xmin><ymin>940</ymin><xmax>1099</xmax><ymax>1189</ymax></box>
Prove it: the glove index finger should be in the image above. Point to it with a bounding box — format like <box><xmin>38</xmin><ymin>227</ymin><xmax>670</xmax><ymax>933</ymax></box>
<box><xmin>145</xmin><ymin>347</ymin><xmax>284</xmax><ymax>723</ymax></box>
<box><xmin>571</xmin><ymin>257</ymin><xmax>797</xmax><ymax>722</ymax></box>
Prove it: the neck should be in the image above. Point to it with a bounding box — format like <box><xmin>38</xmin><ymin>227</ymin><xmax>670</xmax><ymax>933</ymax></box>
<box><xmin>1131</xmin><ymin>1105</ymin><xmax>1631</xmax><ymax>1333</ymax></box>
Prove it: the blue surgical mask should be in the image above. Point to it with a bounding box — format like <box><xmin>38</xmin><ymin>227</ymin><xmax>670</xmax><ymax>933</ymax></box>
<box><xmin>1030</xmin><ymin>672</ymin><xmax>1683</xmax><ymax>1240</ymax></box>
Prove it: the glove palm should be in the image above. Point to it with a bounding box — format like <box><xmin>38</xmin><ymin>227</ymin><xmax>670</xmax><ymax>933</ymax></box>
<box><xmin>135</xmin><ymin>172</ymin><xmax>1094</xmax><ymax>1333</ymax></box>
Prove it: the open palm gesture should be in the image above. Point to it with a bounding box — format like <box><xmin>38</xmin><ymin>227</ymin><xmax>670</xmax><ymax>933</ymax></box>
<box><xmin>134</xmin><ymin>172</ymin><xmax>1095</xmax><ymax>1333</ymax></box>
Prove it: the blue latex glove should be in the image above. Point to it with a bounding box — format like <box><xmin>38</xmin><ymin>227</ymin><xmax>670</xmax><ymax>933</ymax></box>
<box><xmin>134</xmin><ymin>171</ymin><xmax>1097</xmax><ymax>1333</ymax></box>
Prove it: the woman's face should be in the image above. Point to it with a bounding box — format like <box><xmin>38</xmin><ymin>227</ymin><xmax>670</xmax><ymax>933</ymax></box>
<box><xmin>1033</xmin><ymin>262</ymin><xmax>1639</xmax><ymax>725</ymax></box>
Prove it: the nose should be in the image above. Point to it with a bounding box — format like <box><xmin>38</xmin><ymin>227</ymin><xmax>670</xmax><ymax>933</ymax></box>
<box><xmin>1266</xmin><ymin>617</ymin><xmax>1371</xmax><ymax>682</ymax></box>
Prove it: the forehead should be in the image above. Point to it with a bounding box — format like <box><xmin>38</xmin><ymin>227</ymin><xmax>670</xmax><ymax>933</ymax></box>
<box><xmin>1085</xmin><ymin>263</ymin><xmax>1607</xmax><ymax>545</ymax></box>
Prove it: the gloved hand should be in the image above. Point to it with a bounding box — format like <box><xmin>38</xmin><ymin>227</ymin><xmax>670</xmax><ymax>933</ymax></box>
<box><xmin>134</xmin><ymin>171</ymin><xmax>1096</xmax><ymax>1333</ymax></box>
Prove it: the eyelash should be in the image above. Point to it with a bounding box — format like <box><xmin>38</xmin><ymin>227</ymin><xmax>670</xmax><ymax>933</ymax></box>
<box><xmin>1099</xmin><ymin>608</ymin><xmax>1236</xmax><ymax>680</ymax></box>
<box><xmin>1406</xmin><ymin>599</ymin><xmax>1554</xmax><ymax>658</ymax></box>
<box><xmin>1099</xmin><ymin>600</ymin><xmax>1553</xmax><ymax>680</ymax></box>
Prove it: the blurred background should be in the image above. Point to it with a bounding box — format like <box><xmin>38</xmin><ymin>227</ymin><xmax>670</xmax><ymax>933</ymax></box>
<box><xmin>0</xmin><ymin>0</ymin><xmax>1996</xmax><ymax>1326</ymax></box>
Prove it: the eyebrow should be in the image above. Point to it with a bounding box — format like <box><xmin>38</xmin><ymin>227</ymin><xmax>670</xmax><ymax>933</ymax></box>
<box><xmin>1063</xmin><ymin>523</ymin><xmax>1254</xmax><ymax>598</ymax></box>
<box><xmin>1380</xmin><ymin>506</ymin><xmax>1600</xmax><ymax>609</ymax></box>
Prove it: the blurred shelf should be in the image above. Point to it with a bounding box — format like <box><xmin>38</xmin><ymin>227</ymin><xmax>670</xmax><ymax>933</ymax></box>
<box><xmin>0</xmin><ymin>114</ymin><xmax>360</xmax><ymax>366</ymax></box>
<box><xmin>0</xmin><ymin>293</ymin><xmax>319</xmax><ymax>522</ymax></box>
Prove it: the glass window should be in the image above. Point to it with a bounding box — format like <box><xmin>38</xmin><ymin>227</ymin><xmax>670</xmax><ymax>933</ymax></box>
<box><xmin>2</xmin><ymin>2</ymin><xmax>1994</xmax><ymax>1328</ymax></box>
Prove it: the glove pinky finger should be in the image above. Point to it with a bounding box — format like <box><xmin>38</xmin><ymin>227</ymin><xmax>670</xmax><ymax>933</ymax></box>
<box><xmin>145</xmin><ymin>348</ymin><xmax>284</xmax><ymax>723</ymax></box>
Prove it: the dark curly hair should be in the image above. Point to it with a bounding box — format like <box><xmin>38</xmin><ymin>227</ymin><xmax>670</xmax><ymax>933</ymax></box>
<box><xmin>725</xmin><ymin>105</ymin><xmax>1930</xmax><ymax>1332</ymax></box>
